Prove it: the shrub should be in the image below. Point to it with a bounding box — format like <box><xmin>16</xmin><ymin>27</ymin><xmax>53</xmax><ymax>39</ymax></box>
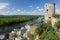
<box><xmin>35</xmin><ymin>22</ymin><xmax>60</xmax><ymax>40</ymax></box>
<box><xmin>11</xmin><ymin>33</ymin><xmax>17</xmax><ymax>37</ymax></box>
<box><xmin>40</xmin><ymin>30</ymin><xmax>60</xmax><ymax>40</ymax></box>
<box><xmin>27</xmin><ymin>33</ymin><xmax>35</xmax><ymax>40</ymax></box>
<box><xmin>55</xmin><ymin>20</ymin><xmax>60</xmax><ymax>29</ymax></box>
<box><xmin>5</xmin><ymin>33</ymin><xmax>9</xmax><ymax>39</ymax></box>
<box><xmin>22</xmin><ymin>37</ymin><xmax>27</xmax><ymax>40</ymax></box>
<box><xmin>52</xmin><ymin>14</ymin><xmax>60</xmax><ymax>18</ymax></box>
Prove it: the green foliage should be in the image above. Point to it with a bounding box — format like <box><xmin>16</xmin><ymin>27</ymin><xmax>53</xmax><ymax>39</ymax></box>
<box><xmin>35</xmin><ymin>23</ymin><xmax>44</xmax><ymax>35</ymax></box>
<box><xmin>40</xmin><ymin>30</ymin><xmax>60</xmax><ymax>40</ymax></box>
<box><xmin>27</xmin><ymin>33</ymin><xmax>35</xmax><ymax>40</ymax></box>
<box><xmin>52</xmin><ymin>14</ymin><xmax>60</xmax><ymax>18</ymax></box>
<box><xmin>35</xmin><ymin>22</ymin><xmax>53</xmax><ymax>36</ymax></box>
<box><xmin>55</xmin><ymin>20</ymin><xmax>60</xmax><ymax>29</ymax></box>
<box><xmin>11</xmin><ymin>33</ymin><xmax>17</xmax><ymax>37</ymax></box>
<box><xmin>5</xmin><ymin>33</ymin><xmax>9</xmax><ymax>39</ymax></box>
<box><xmin>0</xmin><ymin>16</ymin><xmax>39</xmax><ymax>28</ymax></box>
<box><xmin>22</xmin><ymin>37</ymin><xmax>27</xmax><ymax>40</ymax></box>
<box><xmin>35</xmin><ymin>22</ymin><xmax>60</xmax><ymax>40</ymax></box>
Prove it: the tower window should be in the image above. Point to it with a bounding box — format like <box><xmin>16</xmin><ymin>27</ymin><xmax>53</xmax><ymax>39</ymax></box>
<box><xmin>49</xmin><ymin>17</ymin><xmax>51</xmax><ymax>19</ymax></box>
<box><xmin>46</xmin><ymin>9</ymin><xmax>48</xmax><ymax>12</ymax></box>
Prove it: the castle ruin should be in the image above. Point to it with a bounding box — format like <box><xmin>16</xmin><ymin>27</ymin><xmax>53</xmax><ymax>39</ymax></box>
<box><xmin>45</xmin><ymin>3</ymin><xmax>55</xmax><ymax>22</ymax></box>
<box><xmin>44</xmin><ymin>3</ymin><xmax>60</xmax><ymax>27</ymax></box>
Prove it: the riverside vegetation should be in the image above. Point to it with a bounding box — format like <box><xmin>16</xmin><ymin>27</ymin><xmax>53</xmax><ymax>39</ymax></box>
<box><xmin>53</xmin><ymin>14</ymin><xmax>60</xmax><ymax>18</ymax></box>
<box><xmin>0</xmin><ymin>15</ymin><xmax>40</xmax><ymax>28</ymax></box>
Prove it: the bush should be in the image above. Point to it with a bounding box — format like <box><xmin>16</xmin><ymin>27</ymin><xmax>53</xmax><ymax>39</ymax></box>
<box><xmin>22</xmin><ymin>37</ymin><xmax>27</xmax><ymax>40</ymax></box>
<box><xmin>11</xmin><ymin>33</ymin><xmax>17</xmax><ymax>37</ymax></box>
<box><xmin>52</xmin><ymin>14</ymin><xmax>60</xmax><ymax>18</ymax></box>
<box><xmin>55</xmin><ymin>20</ymin><xmax>60</xmax><ymax>29</ymax></box>
<box><xmin>35</xmin><ymin>22</ymin><xmax>53</xmax><ymax>36</ymax></box>
<box><xmin>35</xmin><ymin>22</ymin><xmax>60</xmax><ymax>40</ymax></box>
<box><xmin>40</xmin><ymin>30</ymin><xmax>60</xmax><ymax>40</ymax></box>
<box><xmin>5</xmin><ymin>33</ymin><xmax>9</xmax><ymax>39</ymax></box>
<box><xmin>28</xmin><ymin>33</ymin><xmax>35</xmax><ymax>40</ymax></box>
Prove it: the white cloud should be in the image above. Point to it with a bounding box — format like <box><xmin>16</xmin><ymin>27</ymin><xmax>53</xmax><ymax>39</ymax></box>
<box><xmin>56</xmin><ymin>9</ymin><xmax>60</xmax><ymax>14</ymax></box>
<box><xmin>32</xmin><ymin>10</ymin><xmax>37</xmax><ymax>13</ymax></box>
<box><xmin>0</xmin><ymin>8</ymin><xmax>44</xmax><ymax>15</ymax></box>
<box><xmin>38</xmin><ymin>9</ymin><xmax>44</xmax><ymax>11</ymax></box>
<box><xmin>12</xmin><ymin>8</ymin><xmax>14</xmax><ymax>10</ymax></box>
<box><xmin>56</xmin><ymin>9</ymin><xmax>60</xmax><ymax>12</ymax></box>
<box><xmin>36</xmin><ymin>6</ymin><xmax>40</xmax><ymax>9</ymax></box>
<box><xmin>36</xmin><ymin>6</ymin><xmax>44</xmax><ymax>11</ymax></box>
<box><xmin>0</xmin><ymin>3</ymin><xmax>9</xmax><ymax>9</ymax></box>
<box><xmin>17</xmin><ymin>9</ymin><xmax>21</xmax><ymax>12</ymax></box>
<box><xmin>3</xmin><ymin>9</ymin><xmax>44</xmax><ymax>15</ymax></box>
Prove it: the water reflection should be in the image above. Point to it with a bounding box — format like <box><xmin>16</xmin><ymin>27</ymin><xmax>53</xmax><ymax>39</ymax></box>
<box><xmin>0</xmin><ymin>17</ymin><xmax>43</xmax><ymax>34</ymax></box>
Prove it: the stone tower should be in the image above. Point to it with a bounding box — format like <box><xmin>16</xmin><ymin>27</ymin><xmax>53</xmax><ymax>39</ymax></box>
<box><xmin>45</xmin><ymin>3</ymin><xmax>55</xmax><ymax>22</ymax></box>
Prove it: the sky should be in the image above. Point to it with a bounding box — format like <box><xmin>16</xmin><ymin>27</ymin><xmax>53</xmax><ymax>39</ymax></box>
<box><xmin>0</xmin><ymin>0</ymin><xmax>60</xmax><ymax>15</ymax></box>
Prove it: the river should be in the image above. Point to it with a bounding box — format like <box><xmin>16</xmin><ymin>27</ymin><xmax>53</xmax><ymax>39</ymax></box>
<box><xmin>0</xmin><ymin>17</ymin><xmax>43</xmax><ymax>34</ymax></box>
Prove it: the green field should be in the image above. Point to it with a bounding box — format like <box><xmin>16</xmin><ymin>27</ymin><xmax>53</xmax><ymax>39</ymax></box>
<box><xmin>0</xmin><ymin>15</ymin><xmax>39</xmax><ymax>27</ymax></box>
<box><xmin>52</xmin><ymin>14</ymin><xmax>60</xmax><ymax>18</ymax></box>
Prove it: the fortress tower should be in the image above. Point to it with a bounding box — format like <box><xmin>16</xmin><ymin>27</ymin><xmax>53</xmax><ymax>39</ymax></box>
<box><xmin>45</xmin><ymin>3</ymin><xmax>55</xmax><ymax>22</ymax></box>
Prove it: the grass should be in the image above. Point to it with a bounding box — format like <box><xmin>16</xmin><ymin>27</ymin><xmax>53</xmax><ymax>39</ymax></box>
<box><xmin>0</xmin><ymin>15</ymin><xmax>40</xmax><ymax>28</ymax></box>
<box><xmin>52</xmin><ymin>14</ymin><xmax>60</xmax><ymax>18</ymax></box>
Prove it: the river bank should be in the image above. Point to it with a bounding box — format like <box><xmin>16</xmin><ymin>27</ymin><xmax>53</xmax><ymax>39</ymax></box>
<box><xmin>0</xmin><ymin>15</ymin><xmax>41</xmax><ymax>28</ymax></box>
<box><xmin>0</xmin><ymin>16</ymin><xmax>43</xmax><ymax>34</ymax></box>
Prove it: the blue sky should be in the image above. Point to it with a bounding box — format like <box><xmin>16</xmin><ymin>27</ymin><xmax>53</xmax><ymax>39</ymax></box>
<box><xmin>0</xmin><ymin>0</ymin><xmax>60</xmax><ymax>15</ymax></box>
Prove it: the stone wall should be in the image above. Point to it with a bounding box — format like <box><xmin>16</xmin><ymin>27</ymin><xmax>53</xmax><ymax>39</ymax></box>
<box><xmin>45</xmin><ymin>3</ymin><xmax>55</xmax><ymax>22</ymax></box>
<box><xmin>51</xmin><ymin>17</ymin><xmax>59</xmax><ymax>27</ymax></box>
